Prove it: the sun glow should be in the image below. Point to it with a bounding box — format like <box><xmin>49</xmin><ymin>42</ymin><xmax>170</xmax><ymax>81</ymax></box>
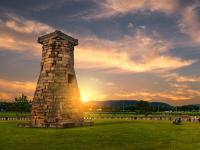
<box><xmin>80</xmin><ymin>89</ymin><xmax>107</xmax><ymax>103</ymax></box>
<box><xmin>78</xmin><ymin>76</ymin><xmax>108</xmax><ymax>103</ymax></box>
<box><xmin>81</xmin><ymin>93</ymin><xmax>90</xmax><ymax>103</ymax></box>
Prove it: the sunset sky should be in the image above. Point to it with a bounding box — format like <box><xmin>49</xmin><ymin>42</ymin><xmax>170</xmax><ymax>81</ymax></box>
<box><xmin>0</xmin><ymin>0</ymin><xmax>200</xmax><ymax>105</ymax></box>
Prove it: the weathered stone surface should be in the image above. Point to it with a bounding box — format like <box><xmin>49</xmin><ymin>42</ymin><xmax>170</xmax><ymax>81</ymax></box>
<box><xmin>32</xmin><ymin>30</ymin><xmax>84</xmax><ymax>128</ymax></box>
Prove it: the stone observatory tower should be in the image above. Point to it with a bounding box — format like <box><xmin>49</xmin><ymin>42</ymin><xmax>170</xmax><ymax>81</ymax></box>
<box><xmin>32</xmin><ymin>30</ymin><xmax>88</xmax><ymax>128</ymax></box>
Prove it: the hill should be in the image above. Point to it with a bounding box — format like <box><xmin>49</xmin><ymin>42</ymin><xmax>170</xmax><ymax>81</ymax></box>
<box><xmin>86</xmin><ymin>100</ymin><xmax>172</xmax><ymax>108</ymax></box>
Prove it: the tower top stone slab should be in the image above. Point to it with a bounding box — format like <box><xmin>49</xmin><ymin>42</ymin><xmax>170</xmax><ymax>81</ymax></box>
<box><xmin>38</xmin><ymin>30</ymin><xmax>78</xmax><ymax>46</ymax></box>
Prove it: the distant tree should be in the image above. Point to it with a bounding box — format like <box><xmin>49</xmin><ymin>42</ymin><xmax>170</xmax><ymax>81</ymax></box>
<box><xmin>175</xmin><ymin>105</ymin><xmax>199</xmax><ymax>112</ymax></box>
<box><xmin>135</xmin><ymin>100</ymin><xmax>150</xmax><ymax>113</ymax></box>
<box><xmin>5</xmin><ymin>102</ymin><xmax>16</xmax><ymax>111</ymax></box>
<box><xmin>14</xmin><ymin>94</ymin><xmax>30</xmax><ymax>115</ymax></box>
<box><xmin>101</xmin><ymin>106</ymin><xmax>114</xmax><ymax>112</ymax></box>
<box><xmin>0</xmin><ymin>102</ymin><xmax>16</xmax><ymax>112</ymax></box>
<box><xmin>124</xmin><ymin>105</ymin><xmax>135</xmax><ymax>112</ymax></box>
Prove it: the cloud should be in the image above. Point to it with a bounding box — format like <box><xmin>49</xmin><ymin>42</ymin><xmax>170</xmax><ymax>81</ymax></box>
<box><xmin>170</xmin><ymin>83</ymin><xmax>189</xmax><ymax>89</ymax></box>
<box><xmin>75</xmin><ymin>30</ymin><xmax>195</xmax><ymax>73</ymax></box>
<box><xmin>76</xmin><ymin>49</ymin><xmax>194</xmax><ymax>73</ymax></box>
<box><xmin>0</xmin><ymin>92</ymin><xmax>14</xmax><ymax>101</ymax></box>
<box><xmin>178</xmin><ymin>4</ymin><xmax>200</xmax><ymax>45</ymax></box>
<box><xmin>0</xmin><ymin>13</ymin><xmax>195</xmax><ymax>73</ymax></box>
<box><xmin>83</xmin><ymin>0</ymin><xmax>177</xmax><ymax>19</ymax></box>
<box><xmin>106</xmin><ymin>82</ymin><xmax>115</xmax><ymax>86</ymax></box>
<box><xmin>112</xmin><ymin>70</ymin><xmax>200</xmax><ymax>102</ymax></box>
<box><xmin>163</xmin><ymin>73</ymin><xmax>200</xmax><ymax>82</ymax></box>
<box><xmin>89</xmin><ymin>77</ymin><xmax>101</xmax><ymax>83</ymax></box>
<box><xmin>0</xmin><ymin>13</ymin><xmax>54</xmax><ymax>56</ymax></box>
<box><xmin>82</xmin><ymin>0</ymin><xmax>200</xmax><ymax>49</ymax></box>
<box><xmin>115</xmin><ymin>89</ymin><xmax>200</xmax><ymax>101</ymax></box>
<box><xmin>0</xmin><ymin>79</ymin><xmax>36</xmax><ymax>101</ymax></box>
<box><xmin>89</xmin><ymin>77</ymin><xmax>115</xmax><ymax>86</ymax></box>
<box><xmin>4</xmin><ymin>14</ymin><xmax>54</xmax><ymax>34</ymax></box>
<box><xmin>128</xmin><ymin>22</ymin><xmax>134</xmax><ymax>30</ymax></box>
<box><xmin>0</xmin><ymin>79</ymin><xmax>35</xmax><ymax>92</ymax></box>
<box><xmin>0</xmin><ymin>35</ymin><xmax>40</xmax><ymax>53</ymax></box>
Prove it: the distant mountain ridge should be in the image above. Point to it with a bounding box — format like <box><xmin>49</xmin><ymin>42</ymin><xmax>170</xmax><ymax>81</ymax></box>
<box><xmin>86</xmin><ymin>100</ymin><xmax>137</xmax><ymax>107</ymax></box>
<box><xmin>86</xmin><ymin>100</ymin><xmax>173</xmax><ymax>108</ymax></box>
<box><xmin>150</xmin><ymin>102</ymin><xmax>172</xmax><ymax>108</ymax></box>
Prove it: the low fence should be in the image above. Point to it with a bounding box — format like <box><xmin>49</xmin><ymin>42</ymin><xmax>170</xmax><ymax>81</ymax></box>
<box><xmin>0</xmin><ymin>116</ymin><xmax>199</xmax><ymax>122</ymax></box>
<box><xmin>85</xmin><ymin>117</ymin><xmax>172</xmax><ymax>120</ymax></box>
<box><xmin>0</xmin><ymin>116</ymin><xmax>31</xmax><ymax>121</ymax></box>
<box><xmin>85</xmin><ymin>116</ymin><xmax>200</xmax><ymax>122</ymax></box>
<box><xmin>0</xmin><ymin>116</ymin><xmax>170</xmax><ymax>121</ymax></box>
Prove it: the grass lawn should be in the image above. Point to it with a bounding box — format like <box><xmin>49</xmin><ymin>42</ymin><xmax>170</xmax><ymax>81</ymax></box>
<box><xmin>0</xmin><ymin>120</ymin><xmax>200</xmax><ymax>150</ymax></box>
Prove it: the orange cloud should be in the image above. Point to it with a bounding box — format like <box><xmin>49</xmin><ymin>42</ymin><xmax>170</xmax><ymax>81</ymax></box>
<box><xmin>163</xmin><ymin>73</ymin><xmax>200</xmax><ymax>82</ymax></box>
<box><xmin>0</xmin><ymin>35</ymin><xmax>40</xmax><ymax>54</ymax></box>
<box><xmin>0</xmin><ymin>79</ymin><xmax>36</xmax><ymax>92</ymax></box>
<box><xmin>115</xmin><ymin>90</ymin><xmax>199</xmax><ymax>101</ymax></box>
<box><xmin>0</xmin><ymin>79</ymin><xmax>36</xmax><ymax>101</ymax></box>
<box><xmin>0</xmin><ymin>92</ymin><xmax>14</xmax><ymax>101</ymax></box>
<box><xmin>75</xmin><ymin>31</ymin><xmax>195</xmax><ymax>73</ymax></box>
<box><xmin>76</xmin><ymin>49</ymin><xmax>194</xmax><ymax>73</ymax></box>
<box><xmin>84</xmin><ymin>0</ymin><xmax>177</xmax><ymax>19</ymax></box>
<box><xmin>0</xmin><ymin>13</ymin><xmax>195</xmax><ymax>73</ymax></box>
<box><xmin>170</xmin><ymin>83</ymin><xmax>189</xmax><ymax>89</ymax></box>
<box><xmin>0</xmin><ymin>14</ymin><xmax>54</xmax><ymax>56</ymax></box>
<box><xmin>5</xmin><ymin>14</ymin><xmax>54</xmax><ymax>34</ymax></box>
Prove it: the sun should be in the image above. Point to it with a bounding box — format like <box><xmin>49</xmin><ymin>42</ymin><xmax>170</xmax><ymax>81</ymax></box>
<box><xmin>81</xmin><ymin>94</ymin><xmax>89</xmax><ymax>103</ymax></box>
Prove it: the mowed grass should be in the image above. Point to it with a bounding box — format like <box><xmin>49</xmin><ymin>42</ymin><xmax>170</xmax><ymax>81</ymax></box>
<box><xmin>0</xmin><ymin>120</ymin><xmax>200</xmax><ymax>150</ymax></box>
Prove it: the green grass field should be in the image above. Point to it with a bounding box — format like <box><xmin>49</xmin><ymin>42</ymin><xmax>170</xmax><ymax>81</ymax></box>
<box><xmin>0</xmin><ymin>120</ymin><xmax>200</xmax><ymax>150</ymax></box>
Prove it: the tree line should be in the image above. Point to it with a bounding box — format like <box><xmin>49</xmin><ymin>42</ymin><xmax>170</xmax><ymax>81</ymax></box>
<box><xmin>0</xmin><ymin>94</ymin><xmax>31</xmax><ymax>114</ymax></box>
<box><xmin>84</xmin><ymin>100</ymin><xmax>200</xmax><ymax>113</ymax></box>
<box><xmin>1</xmin><ymin>97</ymin><xmax>200</xmax><ymax>113</ymax></box>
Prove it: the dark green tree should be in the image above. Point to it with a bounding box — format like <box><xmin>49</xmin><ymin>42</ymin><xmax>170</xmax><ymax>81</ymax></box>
<box><xmin>135</xmin><ymin>100</ymin><xmax>150</xmax><ymax>113</ymax></box>
<box><xmin>15</xmin><ymin>94</ymin><xmax>30</xmax><ymax>115</ymax></box>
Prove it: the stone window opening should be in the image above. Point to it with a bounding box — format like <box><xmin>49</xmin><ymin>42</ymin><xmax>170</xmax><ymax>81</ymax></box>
<box><xmin>68</xmin><ymin>74</ymin><xmax>74</xmax><ymax>83</ymax></box>
<box><xmin>41</xmin><ymin>65</ymin><xmax>43</xmax><ymax>71</ymax></box>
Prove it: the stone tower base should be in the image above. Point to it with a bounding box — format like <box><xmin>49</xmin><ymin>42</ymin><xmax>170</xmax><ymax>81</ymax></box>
<box><xmin>43</xmin><ymin>121</ymin><xmax>94</xmax><ymax>128</ymax></box>
<box><xmin>18</xmin><ymin>121</ymin><xmax>94</xmax><ymax>128</ymax></box>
